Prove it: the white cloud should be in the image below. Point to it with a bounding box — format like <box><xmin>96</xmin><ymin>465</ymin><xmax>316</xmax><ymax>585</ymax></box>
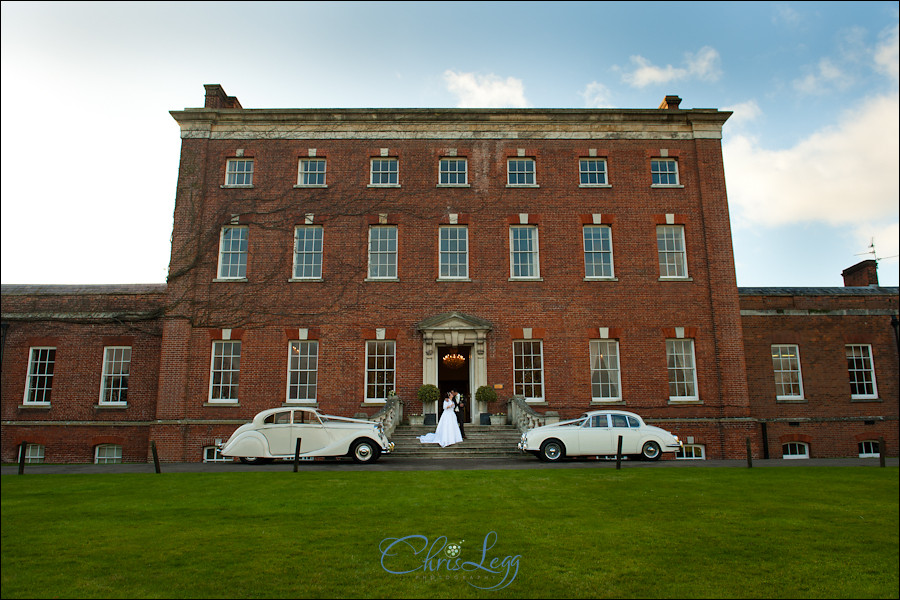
<box><xmin>580</xmin><ymin>81</ymin><xmax>612</xmax><ymax>108</ymax></box>
<box><xmin>722</xmin><ymin>100</ymin><xmax>762</xmax><ymax>128</ymax></box>
<box><xmin>621</xmin><ymin>46</ymin><xmax>721</xmax><ymax>88</ymax></box>
<box><xmin>874</xmin><ymin>23</ymin><xmax>899</xmax><ymax>81</ymax></box>
<box><xmin>793</xmin><ymin>58</ymin><xmax>850</xmax><ymax>94</ymax></box>
<box><xmin>443</xmin><ymin>71</ymin><xmax>530</xmax><ymax>108</ymax></box>
<box><xmin>724</xmin><ymin>93</ymin><xmax>899</xmax><ymax>230</ymax></box>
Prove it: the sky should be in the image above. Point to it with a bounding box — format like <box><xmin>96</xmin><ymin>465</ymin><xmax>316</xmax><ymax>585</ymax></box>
<box><xmin>1</xmin><ymin>1</ymin><xmax>898</xmax><ymax>288</ymax></box>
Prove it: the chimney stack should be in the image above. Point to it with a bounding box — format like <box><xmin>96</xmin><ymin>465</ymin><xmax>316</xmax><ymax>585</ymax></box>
<box><xmin>658</xmin><ymin>95</ymin><xmax>682</xmax><ymax>110</ymax></box>
<box><xmin>841</xmin><ymin>260</ymin><xmax>879</xmax><ymax>287</ymax></box>
<box><xmin>204</xmin><ymin>84</ymin><xmax>242</xmax><ymax>109</ymax></box>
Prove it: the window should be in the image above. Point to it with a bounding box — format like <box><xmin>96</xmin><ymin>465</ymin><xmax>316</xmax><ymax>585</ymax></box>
<box><xmin>94</xmin><ymin>444</ymin><xmax>122</xmax><ymax>464</ymax></box>
<box><xmin>100</xmin><ymin>346</ymin><xmax>131</xmax><ymax>404</ymax></box>
<box><xmin>771</xmin><ymin>344</ymin><xmax>803</xmax><ymax>400</ymax></box>
<box><xmin>676</xmin><ymin>444</ymin><xmax>706</xmax><ymax>460</ymax></box>
<box><xmin>218</xmin><ymin>226</ymin><xmax>248</xmax><ymax>279</ymax></box>
<box><xmin>579</xmin><ymin>159</ymin><xmax>608</xmax><ymax>186</ymax></box>
<box><xmin>293</xmin><ymin>226</ymin><xmax>323</xmax><ymax>279</ymax></box>
<box><xmin>365</xmin><ymin>341</ymin><xmax>395</xmax><ymax>402</ymax></box>
<box><xmin>210</xmin><ymin>340</ymin><xmax>241</xmax><ymax>402</ymax></box>
<box><xmin>225</xmin><ymin>158</ymin><xmax>254</xmax><ymax>186</ymax></box>
<box><xmin>858</xmin><ymin>440</ymin><xmax>880</xmax><ymax>458</ymax></box>
<box><xmin>782</xmin><ymin>442</ymin><xmax>809</xmax><ymax>459</ymax></box>
<box><xmin>287</xmin><ymin>341</ymin><xmax>319</xmax><ymax>402</ymax></box>
<box><xmin>439</xmin><ymin>226</ymin><xmax>468</xmax><ymax>279</ymax></box>
<box><xmin>590</xmin><ymin>340</ymin><xmax>621</xmax><ymax>402</ymax></box>
<box><xmin>583</xmin><ymin>226</ymin><xmax>614</xmax><ymax>278</ymax></box>
<box><xmin>203</xmin><ymin>446</ymin><xmax>231</xmax><ymax>463</ymax></box>
<box><xmin>24</xmin><ymin>347</ymin><xmax>55</xmax><ymax>404</ymax></box>
<box><xmin>510</xmin><ymin>226</ymin><xmax>540</xmax><ymax>279</ymax></box>
<box><xmin>846</xmin><ymin>344</ymin><xmax>877</xmax><ymax>399</ymax></box>
<box><xmin>370</xmin><ymin>158</ymin><xmax>399</xmax><ymax>186</ymax></box>
<box><xmin>439</xmin><ymin>158</ymin><xmax>467</xmax><ymax>185</ymax></box>
<box><xmin>297</xmin><ymin>158</ymin><xmax>327</xmax><ymax>186</ymax></box>
<box><xmin>666</xmin><ymin>339</ymin><xmax>698</xmax><ymax>401</ymax></box>
<box><xmin>651</xmin><ymin>159</ymin><xmax>678</xmax><ymax>186</ymax></box>
<box><xmin>507</xmin><ymin>158</ymin><xmax>536</xmax><ymax>186</ymax></box>
<box><xmin>513</xmin><ymin>340</ymin><xmax>544</xmax><ymax>401</ymax></box>
<box><xmin>368</xmin><ymin>226</ymin><xmax>398</xmax><ymax>279</ymax></box>
<box><xmin>18</xmin><ymin>444</ymin><xmax>45</xmax><ymax>464</ymax></box>
<box><xmin>657</xmin><ymin>225</ymin><xmax>688</xmax><ymax>278</ymax></box>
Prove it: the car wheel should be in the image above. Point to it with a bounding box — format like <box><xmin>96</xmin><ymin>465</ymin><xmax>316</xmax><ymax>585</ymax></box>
<box><xmin>239</xmin><ymin>457</ymin><xmax>272</xmax><ymax>465</ymax></box>
<box><xmin>350</xmin><ymin>439</ymin><xmax>381</xmax><ymax>464</ymax></box>
<box><xmin>539</xmin><ymin>439</ymin><xmax>565</xmax><ymax>462</ymax></box>
<box><xmin>641</xmin><ymin>441</ymin><xmax>662</xmax><ymax>461</ymax></box>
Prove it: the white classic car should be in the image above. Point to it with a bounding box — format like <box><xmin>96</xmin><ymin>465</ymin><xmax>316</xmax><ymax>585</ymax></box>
<box><xmin>518</xmin><ymin>410</ymin><xmax>682</xmax><ymax>461</ymax></box>
<box><xmin>218</xmin><ymin>407</ymin><xmax>394</xmax><ymax>464</ymax></box>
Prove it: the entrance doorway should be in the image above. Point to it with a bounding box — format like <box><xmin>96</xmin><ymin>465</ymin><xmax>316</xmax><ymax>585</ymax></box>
<box><xmin>438</xmin><ymin>346</ymin><xmax>471</xmax><ymax>423</ymax></box>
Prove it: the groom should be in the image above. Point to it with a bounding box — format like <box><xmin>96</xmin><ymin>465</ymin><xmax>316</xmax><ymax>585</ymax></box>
<box><xmin>452</xmin><ymin>390</ymin><xmax>467</xmax><ymax>439</ymax></box>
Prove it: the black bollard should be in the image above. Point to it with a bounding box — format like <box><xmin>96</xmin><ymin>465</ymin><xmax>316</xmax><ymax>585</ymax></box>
<box><xmin>18</xmin><ymin>441</ymin><xmax>28</xmax><ymax>475</ymax></box>
<box><xmin>615</xmin><ymin>436</ymin><xmax>623</xmax><ymax>470</ymax></box>
<box><xmin>294</xmin><ymin>438</ymin><xmax>302</xmax><ymax>472</ymax></box>
<box><xmin>151</xmin><ymin>441</ymin><xmax>161</xmax><ymax>473</ymax></box>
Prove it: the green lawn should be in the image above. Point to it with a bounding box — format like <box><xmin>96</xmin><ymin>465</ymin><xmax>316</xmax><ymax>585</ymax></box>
<box><xmin>2</xmin><ymin>467</ymin><xmax>897</xmax><ymax>598</ymax></box>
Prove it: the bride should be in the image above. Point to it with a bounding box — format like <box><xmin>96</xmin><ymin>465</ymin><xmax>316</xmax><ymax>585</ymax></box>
<box><xmin>418</xmin><ymin>393</ymin><xmax>463</xmax><ymax>447</ymax></box>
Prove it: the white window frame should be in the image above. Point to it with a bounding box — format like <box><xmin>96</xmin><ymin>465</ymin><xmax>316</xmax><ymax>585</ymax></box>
<box><xmin>771</xmin><ymin>344</ymin><xmax>804</xmax><ymax>400</ymax></box>
<box><xmin>858</xmin><ymin>440</ymin><xmax>880</xmax><ymax>458</ymax></box>
<box><xmin>24</xmin><ymin>347</ymin><xmax>55</xmax><ymax>405</ymax></box>
<box><xmin>18</xmin><ymin>444</ymin><xmax>45</xmax><ymax>464</ymax></box>
<box><xmin>287</xmin><ymin>340</ymin><xmax>319</xmax><ymax>403</ymax></box>
<box><xmin>782</xmin><ymin>442</ymin><xmax>809</xmax><ymax>459</ymax></box>
<box><xmin>217</xmin><ymin>226</ymin><xmax>248</xmax><ymax>280</ymax></box>
<box><xmin>507</xmin><ymin>158</ymin><xmax>536</xmax><ymax>186</ymax></box>
<box><xmin>365</xmin><ymin>340</ymin><xmax>395</xmax><ymax>403</ymax></box>
<box><xmin>657</xmin><ymin>225</ymin><xmax>688</xmax><ymax>279</ymax></box>
<box><xmin>370</xmin><ymin>158</ymin><xmax>399</xmax><ymax>187</ymax></box>
<box><xmin>94</xmin><ymin>444</ymin><xmax>123</xmax><ymax>464</ymax></box>
<box><xmin>297</xmin><ymin>158</ymin><xmax>327</xmax><ymax>187</ymax></box>
<box><xmin>651</xmin><ymin>158</ymin><xmax>679</xmax><ymax>186</ymax></box>
<box><xmin>846</xmin><ymin>344</ymin><xmax>878</xmax><ymax>399</ymax></box>
<box><xmin>292</xmin><ymin>226</ymin><xmax>324</xmax><ymax>280</ymax></box>
<box><xmin>438</xmin><ymin>226</ymin><xmax>469</xmax><ymax>280</ymax></box>
<box><xmin>209</xmin><ymin>340</ymin><xmax>241</xmax><ymax>403</ymax></box>
<box><xmin>666</xmin><ymin>339</ymin><xmax>699</xmax><ymax>402</ymax></box>
<box><xmin>513</xmin><ymin>340</ymin><xmax>545</xmax><ymax>401</ymax></box>
<box><xmin>590</xmin><ymin>340</ymin><xmax>621</xmax><ymax>402</ymax></box>
<box><xmin>438</xmin><ymin>158</ymin><xmax>468</xmax><ymax>186</ymax></box>
<box><xmin>583</xmin><ymin>225</ymin><xmax>614</xmax><ymax>279</ymax></box>
<box><xmin>367</xmin><ymin>225</ymin><xmax>398</xmax><ymax>280</ymax></box>
<box><xmin>579</xmin><ymin>159</ymin><xmax>609</xmax><ymax>186</ymax></box>
<box><xmin>676</xmin><ymin>444</ymin><xmax>706</xmax><ymax>460</ymax></box>
<box><xmin>203</xmin><ymin>446</ymin><xmax>231</xmax><ymax>463</ymax></box>
<box><xmin>225</xmin><ymin>158</ymin><xmax>254</xmax><ymax>187</ymax></box>
<box><xmin>99</xmin><ymin>346</ymin><xmax>131</xmax><ymax>405</ymax></box>
<box><xmin>509</xmin><ymin>225</ymin><xmax>540</xmax><ymax>279</ymax></box>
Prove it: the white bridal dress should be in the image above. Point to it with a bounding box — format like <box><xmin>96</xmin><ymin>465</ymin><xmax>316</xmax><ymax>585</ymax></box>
<box><xmin>418</xmin><ymin>399</ymin><xmax>464</xmax><ymax>447</ymax></box>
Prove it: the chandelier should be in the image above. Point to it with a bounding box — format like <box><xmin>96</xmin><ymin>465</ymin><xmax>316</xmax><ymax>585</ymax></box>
<box><xmin>442</xmin><ymin>351</ymin><xmax>466</xmax><ymax>370</ymax></box>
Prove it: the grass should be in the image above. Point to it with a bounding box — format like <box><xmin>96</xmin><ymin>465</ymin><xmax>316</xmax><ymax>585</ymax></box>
<box><xmin>1</xmin><ymin>467</ymin><xmax>898</xmax><ymax>598</ymax></box>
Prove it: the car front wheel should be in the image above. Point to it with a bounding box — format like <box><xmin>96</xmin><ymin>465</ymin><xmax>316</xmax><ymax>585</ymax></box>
<box><xmin>640</xmin><ymin>441</ymin><xmax>662</xmax><ymax>461</ymax></box>
<box><xmin>539</xmin><ymin>439</ymin><xmax>565</xmax><ymax>462</ymax></box>
<box><xmin>350</xmin><ymin>439</ymin><xmax>381</xmax><ymax>464</ymax></box>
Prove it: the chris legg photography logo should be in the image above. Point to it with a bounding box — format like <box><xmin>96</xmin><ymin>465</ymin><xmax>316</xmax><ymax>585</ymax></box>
<box><xmin>379</xmin><ymin>531</ymin><xmax>520</xmax><ymax>590</ymax></box>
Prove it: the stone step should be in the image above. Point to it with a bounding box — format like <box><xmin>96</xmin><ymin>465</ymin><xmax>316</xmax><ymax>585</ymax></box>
<box><xmin>388</xmin><ymin>424</ymin><xmax>523</xmax><ymax>458</ymax></box>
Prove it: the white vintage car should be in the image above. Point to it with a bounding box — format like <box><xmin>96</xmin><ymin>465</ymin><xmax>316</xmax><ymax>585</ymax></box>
<box><xmin>518</xmin><ymin>410</ymin><xmax>682</xmax><ymax>462</ymax></box>
<box><xmin>218</xmin><ymin>407</ymin><xmax>394</xmax><ymax>464</ymax></box>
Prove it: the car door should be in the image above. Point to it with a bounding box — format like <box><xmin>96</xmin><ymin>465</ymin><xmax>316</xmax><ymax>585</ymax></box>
<box><xmin>291</xmin><ymin>409</ymin><xmax>333</xmax><ymax>456</ymax></box>
<box><xmin>610</xmin><ymin>413</ymin><xmax>641</xmax><ymax>454</ymax></box>
<box><xmin>258</xmin><ymin>410</ymin><xmax>294</xmax><ymax>455</ymax></box>
<box><xmin>578</xmin><ymin>414</ymin><xmax>614</xmax><ymax>454</ymax></box>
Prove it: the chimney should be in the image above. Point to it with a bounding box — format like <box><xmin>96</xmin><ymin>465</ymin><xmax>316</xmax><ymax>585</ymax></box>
<box><xmin>658</xmin><ymin>95</ymin><xmax>682</xmax><ymax>110</ymax></box>
<box><xmin>841</xmin><ymin>260</ymin><xmax>879</xmax><ymax>287</ymax></box>
<box><xmin>203</xmin><ymin>84</ymin><xmax>242</xmax><ymax>109</ymax></box>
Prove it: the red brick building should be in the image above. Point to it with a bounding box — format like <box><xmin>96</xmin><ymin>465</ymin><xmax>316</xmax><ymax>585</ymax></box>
<box><xmin>2</xmin><ymin>86</ymin><xmax>897</xmax><ymax>462</ymax></box>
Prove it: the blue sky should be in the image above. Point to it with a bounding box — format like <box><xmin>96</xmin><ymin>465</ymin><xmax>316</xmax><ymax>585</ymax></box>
<box><xmin>2</xmin><ymin>1</ymin><xmax>897</xmax><ymax>287</ymax></box>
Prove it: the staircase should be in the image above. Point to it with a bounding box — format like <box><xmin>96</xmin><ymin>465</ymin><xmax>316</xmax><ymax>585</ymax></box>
<box><xmin>390</xmin><ymin>424</ymin><xmax>523</xmax><ymax>459</ymax></box>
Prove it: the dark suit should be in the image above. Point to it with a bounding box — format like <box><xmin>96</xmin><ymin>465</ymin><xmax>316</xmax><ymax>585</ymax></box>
<box><xmin>453</xmin><ymin>394</ymin><xmax>467</xmax><ymax>438</ymax></box>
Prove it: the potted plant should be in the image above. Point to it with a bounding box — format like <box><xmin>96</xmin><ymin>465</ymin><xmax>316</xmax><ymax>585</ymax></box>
<box><xmin>417</xmin><ymin>384</ymin><xmax>440</xmax><ymax>426</ymax></box>
<box><xmin>475</xmin><ymin>385</ymin><xmax>499</xmax><ymax>425</ymax></box>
